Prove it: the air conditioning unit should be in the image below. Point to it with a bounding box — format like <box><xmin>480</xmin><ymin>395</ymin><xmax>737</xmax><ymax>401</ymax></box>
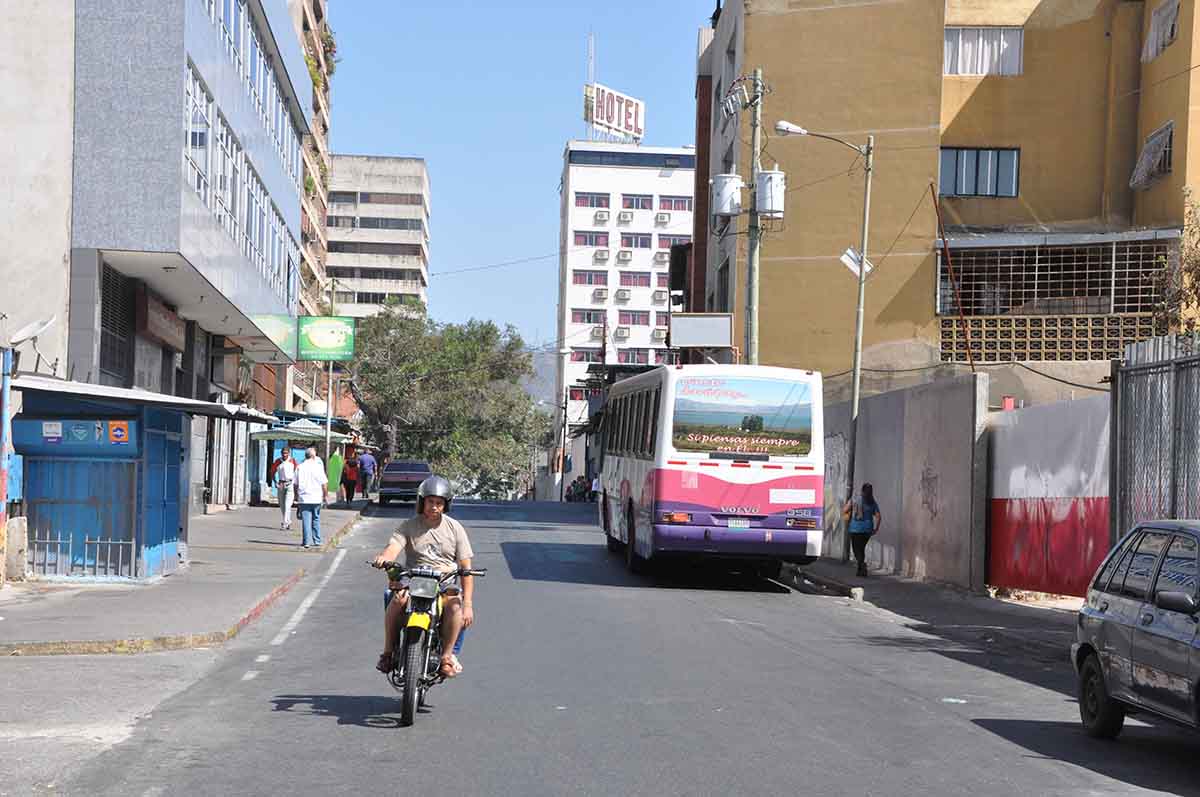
<box><xmin>652</xmin><ymin>328</ymin><xmax>668</xmax><ymax>341</ymax></box>
<box><xmin>617</xmin><ymin>211</ymin><xmax>634</xmax><ymax>223</ymax></box>
<box><xmin>590</xmin><ymin>325</ymin><xmax>605</xmax><ymax>339</ymax></box>
<box><xmin>614</xmin><ymin>326</ymin><xmax>630</xmax><ymax>340</ymax></box>
<box><xmin>652</xmin><ymin>290</ymin><xmax>668</xmax><ymax>303</ymax></box>
<box><xmin>653</xmin><ymin>251</ymin><xmax>670</xmax><ymax>264</ymax></box>
<box><xmin>594</xmin><ymin>209</ymin><xmax>610</xmax><ymax>223</ymax></box>
<box><xmin>655</xmin><ymin>212</ymin><xmax>671</xmax><ymax>225</ymax></box>
<box><xmin>593</xmin><ymin>248</ymin><xmax>610</xmax><ymax>261</ymax></box>
<box><xmin>592</xmin><ymin>287</ymin><xmax>609</xmax><ymax>300</ymax></box>
<box><xmin>615</xmin><ymin>288</ymin><xmax>632</xmax><ymax>301</ymax></box>
<box><xmin>616</xmin><ymin>249</ymin><xmax>633</xmax><ymax>262</ymax></box>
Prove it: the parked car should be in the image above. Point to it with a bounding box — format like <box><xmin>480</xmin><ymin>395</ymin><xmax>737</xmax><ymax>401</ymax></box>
<box><xmin>1073</xmin><ymin>520</ymin><xmax>1200</xmax><ymax>739</ymax></box>
<box><xmin>377</xmin><ymin>461</ymin><xmax>432</xmax><ymax>505</ymax></box>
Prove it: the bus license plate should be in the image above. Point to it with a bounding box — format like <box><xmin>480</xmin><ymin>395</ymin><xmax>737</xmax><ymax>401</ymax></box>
<box><xmin>728</xmin><ymin>518</ymin><xmax>751</xmax><ymax>529</ymax></box>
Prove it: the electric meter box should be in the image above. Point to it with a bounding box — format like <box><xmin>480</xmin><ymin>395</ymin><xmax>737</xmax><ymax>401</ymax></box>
<box><xmin>711</xmin><ymin>173</ymin><xmax>744</xmax><ymax>217</ymax></box>
<box><xmin>756</xmin><ymin>169</ymin><xmax>786</xmax><ymax>218</ymax></box>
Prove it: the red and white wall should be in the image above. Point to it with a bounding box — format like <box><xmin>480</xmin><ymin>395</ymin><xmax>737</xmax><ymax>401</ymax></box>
<box><xmin>989</xmin><ymin>394</ymin><xmax>1110</xmax><ymax>597</ymax></box>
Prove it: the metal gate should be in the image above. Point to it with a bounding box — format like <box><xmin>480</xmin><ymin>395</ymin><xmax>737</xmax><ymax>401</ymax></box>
<box><xmin>1114</xmin><ymin>335</ymin><xmax>1200</xmax><ymax>536</ymax></box>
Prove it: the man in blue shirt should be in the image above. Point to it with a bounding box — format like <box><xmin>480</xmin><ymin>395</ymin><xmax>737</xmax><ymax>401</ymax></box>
<box><xmin>358</xmin><ymin>449</ymin><xmax>378</xmax><ymax>497</ymax></box>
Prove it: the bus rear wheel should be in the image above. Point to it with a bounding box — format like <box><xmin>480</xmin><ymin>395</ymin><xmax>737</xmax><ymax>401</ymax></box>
<box><xmin>625</xmin><ymin>507</ymin><xmax>647</xmax><ymax>575</ymax></box>
<box><xmin>604</xmin><ymin>494</ymin><xmax>621</xmax><ymax>553</ymax></box>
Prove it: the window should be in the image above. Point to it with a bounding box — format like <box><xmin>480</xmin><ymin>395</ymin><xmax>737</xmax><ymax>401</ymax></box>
<box><xmin>621</xmin><ymin>233</ymin><xmax>652</xmax><ymax>249</ymax></box>
<box><xmin>660</xmin><ymin>196</ymin><xmax>693</xmax><ymax>211</ymax></box>
<box><xmin>329</xmin><ymin>191</ymin><xmax>358</xmax><ymax>204</ymax></box>
<box><xmin>619</xmin><ymin>271</ymin><xmax>652</xmax><ymax>288</ymax></box>
<box><xmin>572</xmin><ymin>270</ymin><xmax>608</xmax><ymax>286</ymax></box>
<box><xmin>1144</xmin><ymin>0</ymin><xmax>1181</xmax><ymax>62</ymax></box>
<box><xmin>185</xmin><ymin>69</ymin><xmax>212</xmax><ymax>202</ymax></box>
<box><xmin>99</xmin><ymin>264</ymin><xmax>133</xmax><ymax>384</ymax></box>
<box><xmin>659</xmin><ymin>234</ymin><xmax>692</xmax><ymax>249</ymax></box>
<box><xmin>571</xmin><ymin>347</ymin><xmax>602</xmax><ymax>363</ymax></box>
<box><xmin>1121</xmin><ymin>531</ymin><xmax>1171</xmax><ymax>599</ymax></box>
<box><xmin>569</xmin><ymin>388</ymin><xmax>585</xmax><ymax>401</ymax></box>
<box><xmin>657</xmin><ymin>273</ymin><xmax>670</xmax><ymax>288</ymax></box>
<box><xmin>1154</xmin><ymin>535</ymin><xmax>1198</xmax><ymax>597</ymax></box>
<box><xmin>716</xmin><ymin>261</ymin><xmax>730</xmax><ymax>311</ymax></box>
<box><xmin>1130</xmin><ymin>122</ymin><xmax>1174</xmax><ymax>190</ymax></box>
<box><xmin>622</xmin><ymin>194</ymin><xmax>653</xmax><ymax>210</ymax></box>
<box><xmin>1095</xmin><ymin>533</ymin><xmax>1140</xmax><ymax>590</ymax></box>
<box><xmin>569</xmin><ymin>151</ymin><xmax>696</xmax><ymax>169</ymax></box>
<box><xmin>574</xmin><ymin>230</ymin><xmax>609</xmax><ymax>247</ymax></box>
<box><xmin>656</xmin><ymin>312</ymin><xmax>670</xmax><ymax>327</ymax></box>
<box><xmin>618</xmin><ymin>348</ymin><xmax>649</xmax><ymax>364</ymax></box>
<box><xmin>571</xmin><ymin>308</ymin><xmax>606</xmax><ymax>324</ymax></box>
<box><xmin>619</xmin><ymin>310</ymin><xmax>650</xmax><ymax>326</ymax></box>
<box><xmin>944</xmin><ymin>27</ymin><xmax>1023</xmax><ymax>76</ymax></box>
<box><xmin>359</xmin><ymin>192</ymin><xmax>425</xmax><ymax>206</ymax></box>
<box><xmin>654</xmin><ymin>349</ymin><xmax>670</xmax><ymax>364</ymax></box>
<box><xmin>575</xmin><ymin>192</ymin><xmax>610</xmax><ymax>208</ymax></box>
<box><xmin>326</xmin><ymin>216</ymin><xmax>425</xmax><ymax>233</ymax></box>
<box><xmin>939</xmin><ymin>148</ymin><xmax>1019</xmax><ymax>197</ymax></box>
<box><xmin>327</xmin><ymin>241</ymin><xmax>425</xmax><ymax>257</ymax></box>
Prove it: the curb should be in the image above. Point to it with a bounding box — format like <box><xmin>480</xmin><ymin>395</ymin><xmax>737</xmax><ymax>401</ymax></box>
<box><xmin>0</xmin><ymin>567</ymin><xmax>307</xmax><ymax>657</ymax></box>
<box><xmin>319</xmin><ymin>507</ymin><xmax>365</xmax><ymax>553</ymax></box>
<box><xmin>782</xmin><ymin>563</ymin><xmax>864</xmax><ymax>601</ymax></box>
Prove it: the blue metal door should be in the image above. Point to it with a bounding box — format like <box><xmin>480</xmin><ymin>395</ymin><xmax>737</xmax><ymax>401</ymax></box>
<box><xmin>143</xmin><ymin>430</ymin><xmax>183</xmax><ymax>576</ymax></box>
<box><xmin>162</xmin><ymin>433</ymin><xmax>182</xmax><ymax>574</ymax></box>
<box><xmin>25</xmin><ymin>458</ymin><xmax>136</xmax><ymax>577</ymax></box>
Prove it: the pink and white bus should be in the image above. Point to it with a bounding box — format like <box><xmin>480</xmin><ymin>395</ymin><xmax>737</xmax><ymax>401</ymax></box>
<box><xmin>598</xmin><ymin>365</ymin><xmax>824</xmax><ymax>576</ymax></box>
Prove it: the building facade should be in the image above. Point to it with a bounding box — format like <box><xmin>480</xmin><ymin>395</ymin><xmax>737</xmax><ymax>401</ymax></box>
<box><xmin>2</xmin><ymin>0</ymin><xmax>312</xmax><ymax>515</ymax></box>
<box><xmin>326</xmin><ymin>155</ymin><xmax>431</xmax><ymax>317</ymax></box>
<box><xmin>692</xmin><ymin>0</ymin><xmax>1180</xmax><ymax>399</ymax></box>
<box><xmin>552</xmin><ymin>141</ymin><xmax>695</xmax><ymax>496</ymax></box>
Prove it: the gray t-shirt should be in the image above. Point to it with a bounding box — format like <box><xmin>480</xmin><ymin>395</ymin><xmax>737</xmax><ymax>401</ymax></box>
<box><xmin>390</xmin><ymin>514</ymin><xmax>474</xmax><ymax>573</ymax></box>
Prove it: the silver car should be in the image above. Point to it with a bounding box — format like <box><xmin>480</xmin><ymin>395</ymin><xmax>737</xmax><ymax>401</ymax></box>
<box><xmin>1073</xmin><ymin>521</ymin><xmax>1200</xmax><ymax>738</ymax></box>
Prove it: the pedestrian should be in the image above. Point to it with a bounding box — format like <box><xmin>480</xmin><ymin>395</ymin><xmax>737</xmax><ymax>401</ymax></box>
<box><xmin>272</xmin><ymin>446</ymin><xmax>297</xmax><ymax>531</ymax></box>
<box><xmin>296</xmin><ymin>446</ymin><xmax>329</xmax><ymax>549</ymax></box>
<box><xmin>590</xmin><ymin>474</ymin><xmax>600</xmax><ymax>502</ymax></box>
<box><xmin>342</xmin><ymin>455</ymin><xmax>360</xmax><ymax>503</ymax></box>
<box><xmin>842</xmin><ymin>483</ymin><xmax>881</xmax><ymax>577</ymax></box>
<box><xmin>358</xmin><ymin>448</ymin><xmax>377</xmax><ymax>497</ymax></box>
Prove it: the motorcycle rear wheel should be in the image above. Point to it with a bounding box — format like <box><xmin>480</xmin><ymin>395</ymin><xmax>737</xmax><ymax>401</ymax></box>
<box><xmin>400</xmin><ymin>628</ymin><xmax>426</xmax><ymax>726</ymax></box>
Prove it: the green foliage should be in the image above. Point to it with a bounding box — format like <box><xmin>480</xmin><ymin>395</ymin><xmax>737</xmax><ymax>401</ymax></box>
<box><xmin>305</xmin><ymin>53</ymin><xmax>323</xmax><ymax>92</ymax></box>
<box><xmin>1156</xmin><ymin>190</ymin><xmax>1200</xmax><ymax>334</ymax></box>
<box><xmin>346</xmin><ymin>306</ymin><xmax>551</xmax><ymax>500</ymax></box>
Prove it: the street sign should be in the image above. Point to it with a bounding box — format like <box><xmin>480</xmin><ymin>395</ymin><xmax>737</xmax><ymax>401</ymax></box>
<box><xmin>297</xmin><ymin>316</ymin><xmax>356</xmax><ymax>361</ymax></box>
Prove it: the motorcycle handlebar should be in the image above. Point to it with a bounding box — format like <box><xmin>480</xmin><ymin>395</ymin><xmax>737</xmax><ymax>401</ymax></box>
<box><xmin>367</xmin><ymin>561</ymin><xmax>487</xmax><ymax>579</ymax></box>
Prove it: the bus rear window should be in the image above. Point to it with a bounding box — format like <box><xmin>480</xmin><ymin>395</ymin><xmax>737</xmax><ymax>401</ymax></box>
<box><xmin>672</xmin><ymin>377</ymin><xmax>812</xmax><ymax>456</ymax></box>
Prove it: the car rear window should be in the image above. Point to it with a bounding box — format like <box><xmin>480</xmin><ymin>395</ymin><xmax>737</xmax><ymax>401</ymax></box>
<box><xmin>1120</xmin><ymin>531</ymin><xmax>1171</xmax><ymax>600</ymax></box>
<box><xmin>1153</xmin><ymin>534</ymin><xmax>1198</xmax><ymax>597</ymax></box>
<box><xmin>1094</xmin><ymin>533</ymin><xmax>1139</xmax><ymax>592</ymax></box>
<box><xmin>385</xmin><ymin>461</ymin><xmax>431</xmax><ymax>473</ymax></box>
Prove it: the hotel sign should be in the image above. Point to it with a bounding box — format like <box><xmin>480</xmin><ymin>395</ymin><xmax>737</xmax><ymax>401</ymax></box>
<box><xmin>584</xmin><ymin>83</ymin><xmax>645</xmax><ymax>141</ymax></box>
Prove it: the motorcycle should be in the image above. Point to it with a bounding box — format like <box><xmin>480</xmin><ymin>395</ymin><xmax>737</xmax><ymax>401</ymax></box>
<box><xmin>370</xmin><ymin>561</ymin><xmax>485</xmax><ymax>726</ymax></box>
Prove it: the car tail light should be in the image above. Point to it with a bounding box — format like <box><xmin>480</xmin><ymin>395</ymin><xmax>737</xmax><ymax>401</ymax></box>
<box><xmin>661</xmin><ymin>512</ymin><xmax>692</xmax><ymax>523</ymax></box>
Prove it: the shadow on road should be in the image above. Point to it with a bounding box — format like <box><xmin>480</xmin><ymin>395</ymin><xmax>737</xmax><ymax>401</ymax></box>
<box><xmin>500</xmin><ymin>540</ymin><xmax>791</xmax><ymax>593</ymax></box>
<box><xmin>270</xmin><ymin>693</ymin><xmax>409</xmax><ymax>729</ymax></box>
<box><xmin>972</xmin><ymin>718</ymin><xmax>1200</xmax><ymax>794</ymax></box>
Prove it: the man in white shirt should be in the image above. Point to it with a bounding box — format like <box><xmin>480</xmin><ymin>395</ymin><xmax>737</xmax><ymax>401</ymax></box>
<box><xmin>295</xmin><ymin>447</ymin><xmax>329</xmax><ymax>549</ymax></box>
<box><xmin>272</xmin><ymin>447</ymin><xmax>297</xmax><ymax>530</ymax></box>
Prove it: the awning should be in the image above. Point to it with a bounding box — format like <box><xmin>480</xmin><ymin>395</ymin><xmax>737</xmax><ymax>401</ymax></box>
<box><xmin>13</xmin><ymin>374</ymin><xmax>275</xmax><ymax>422</ymax></box>
<box><xmin>249</xmin><ymin>417</ymin><xmax>352</xmax><ymax>444</ymax></box>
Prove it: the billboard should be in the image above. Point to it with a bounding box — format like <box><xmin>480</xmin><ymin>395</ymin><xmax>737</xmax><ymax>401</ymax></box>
<box><xmin>253</xmin><ymin>314</ymin><xmax>299</xmax><ymax>361</ymax></box>
<box><xmin>584</xmin><ymin>83</ymin><xmax>645</xmax><ymax>141</ymax></box>
<box><xmin>297</xmin><ymin>316</ymin><xmax>356</xmax><ymax>361</ymax></box>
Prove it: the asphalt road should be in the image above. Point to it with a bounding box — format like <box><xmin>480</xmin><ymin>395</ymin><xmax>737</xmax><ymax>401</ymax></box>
<box><xmin>11</xmin><ymin>501</ymin><xmax>1200</xmax><ymax>796</ymax></box>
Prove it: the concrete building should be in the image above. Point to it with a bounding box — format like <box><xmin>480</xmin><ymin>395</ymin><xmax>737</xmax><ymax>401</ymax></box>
<box><xmin>551</xmin><ymin>141</ymin><xmax>695</xmax><ymax>497</ymax></box>
<box><xmin>326</xmin><ymin>155</ymin><xmax>430</xmax><ymax>317</ymax></box>
<box><xmin>691</xmin><ymin>0</ymin><xmax>1180</xmax><ymax>400</ymax></box>
<box><xmin>1</xmin><ymin>0</ymin><xmax>311</xmax><ymax>516</ymax></box>
<box><xmin>286</xmin><ymin>0</ymin><xmax>335</xmax><ymax>411</ymax></box>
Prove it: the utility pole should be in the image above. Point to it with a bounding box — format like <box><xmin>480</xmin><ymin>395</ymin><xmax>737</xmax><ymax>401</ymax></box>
<box><xmin>324</xmin><ymin>277</ymin><xmax>335</xmax><ymax>463</ymax></box>
<box><xmin>746</xmin><ymin>67</ymin><xmax>764</xmax><ymax>365</ymax></box>
<box><xmin>558</xmin><ymin>385</ymin><xmax>569</xmax><ymax>502</ymax></box>
<box><xmin>842</xmin><ymin>135</ymin><xmax>874</xmax><ymax>562</ymax></box>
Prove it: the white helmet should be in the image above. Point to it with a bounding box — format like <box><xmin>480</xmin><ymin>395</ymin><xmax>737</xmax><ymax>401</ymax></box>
<box><xmin>417</xmin><ymin>475</ymin><xmax>453</xmax><ymax>513</ymax></box>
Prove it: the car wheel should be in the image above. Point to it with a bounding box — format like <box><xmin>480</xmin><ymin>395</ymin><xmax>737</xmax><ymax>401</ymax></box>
<box><xmin>1079</xmin><ymin>654</ymin><xmax>1125</xmax><ymax>739</ymax></box>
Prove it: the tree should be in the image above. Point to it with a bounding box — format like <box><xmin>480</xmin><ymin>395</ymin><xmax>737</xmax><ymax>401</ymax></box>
<box><xmin>346</xmin><ymin>305</ymin><xmax>551</xmax><ymax>498</ymax></box>
<box><xmin>1155</xmin><ymin>190</ymin><xmax>1200</xmax><ymax>335</ymax></box>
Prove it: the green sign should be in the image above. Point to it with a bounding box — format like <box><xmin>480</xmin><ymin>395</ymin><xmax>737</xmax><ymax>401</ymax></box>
<box><xmin>253</xmin><ymin>314</ymin><xmax>299</xmax><ymax>361</ymax></box>
<box><xmin>298</xmin><ymin>316</ymin><xmax>356</xmax><ymax>361</ymax></box>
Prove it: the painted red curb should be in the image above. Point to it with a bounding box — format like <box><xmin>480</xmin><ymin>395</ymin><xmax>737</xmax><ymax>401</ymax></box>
<box><xmin>226</xmin><ymin>567</ymin><xmax>308</xmax><ymax>638</ymax></box>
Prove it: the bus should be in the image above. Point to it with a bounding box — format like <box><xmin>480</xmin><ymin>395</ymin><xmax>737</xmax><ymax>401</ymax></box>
<box><xmin>597</xmin><ymin>364</ymin><xmax>824</xmax><ymax>577</ymax></box>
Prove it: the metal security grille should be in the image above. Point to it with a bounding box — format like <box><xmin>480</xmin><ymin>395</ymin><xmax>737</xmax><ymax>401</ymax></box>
<box><xmin>100</xmin><ymin>264</ymin><xmax>133</xmax><ymax>381</ymax></box>
<box><xmin>939</xmin><ymin>239</ymin><xmax>1170</xmax><ymax>362</ymax></box>
<box><xmin>1115</xmin><ymin>346</ymin><xmax>1200</xmax><ymax>536</ymax></box>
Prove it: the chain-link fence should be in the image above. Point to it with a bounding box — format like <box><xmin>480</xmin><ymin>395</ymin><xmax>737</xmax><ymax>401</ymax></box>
<box><xmin>1116</xmin><ymin>334</ymin><xmax>1200</xmax><ymax>534</ymax></box>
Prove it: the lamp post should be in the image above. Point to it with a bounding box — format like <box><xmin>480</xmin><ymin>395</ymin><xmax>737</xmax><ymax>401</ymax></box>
<box><xmin>774</xmin><ymin>121</ymin><xmax>874</xmax><ymax>562</ymax></box>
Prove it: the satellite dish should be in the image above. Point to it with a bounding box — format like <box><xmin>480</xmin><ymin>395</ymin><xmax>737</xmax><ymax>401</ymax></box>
<box><xmin>9</xmin><ymin>316</ymin><xmax>55</xmax><ymax>347</ymax></box>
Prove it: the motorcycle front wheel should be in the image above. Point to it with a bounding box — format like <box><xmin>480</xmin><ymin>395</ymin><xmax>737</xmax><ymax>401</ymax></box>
<box><xmin>400</xmin><ymin>627</ymin><xmax>426</xmax><ymax>726</ymax></box>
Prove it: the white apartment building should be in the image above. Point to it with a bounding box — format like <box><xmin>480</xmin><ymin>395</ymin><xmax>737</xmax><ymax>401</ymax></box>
<box><xmin>552</xmin><ymin>141</ymin><xmax>695</xmax><ymax>497</ymax></box>
<box><xmin>326</xmin><ymin>155</ymin><xmax>429</xmax><ymax>317</ymax></box>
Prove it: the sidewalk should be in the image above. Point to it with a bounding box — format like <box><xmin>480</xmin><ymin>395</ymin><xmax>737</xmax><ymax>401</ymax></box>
<box><xmin>788</xmin><ymin>558</ymin><xmax>1081</xmax><ymax>665</ymax></box>
<box><xmin>0</xmin><ymin>500</ymin><xmax>368</xmax><ymax>656</ymax></box>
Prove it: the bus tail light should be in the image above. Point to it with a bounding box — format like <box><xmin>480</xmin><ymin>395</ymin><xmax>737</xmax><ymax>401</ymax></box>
<box><xmin>661</xmin><ymin>512</ymin><xmax>692</xmax><ymax>524</ymax></box>
<box><xmin>787</xmin><ymin>518</ymin><xmax>818</xmax><ymax>529</ymax></box>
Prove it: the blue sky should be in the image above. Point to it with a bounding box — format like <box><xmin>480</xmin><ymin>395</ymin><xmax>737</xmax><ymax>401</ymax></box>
<box><xmin>329</xmin><ymin>0</ymin><xmax>713</xmax><ymax>351</ymax></box>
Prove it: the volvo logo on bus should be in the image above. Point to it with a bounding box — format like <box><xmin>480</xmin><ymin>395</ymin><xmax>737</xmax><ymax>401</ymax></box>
<box><xmin>721</xmin><ymin>505</ymin><xmax>759</xmax><ymax>515</ymax></box>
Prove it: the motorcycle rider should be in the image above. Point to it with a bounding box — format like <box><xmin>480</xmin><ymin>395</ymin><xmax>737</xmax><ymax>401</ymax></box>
<box><xmin>372</xmin><ymin>475</ymin><xmax>476</xmax><ymax>678</ymax></box>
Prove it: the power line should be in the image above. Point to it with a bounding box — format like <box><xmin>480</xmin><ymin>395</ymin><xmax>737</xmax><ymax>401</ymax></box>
<box><xmin>823</xmin><ymin>360</ymin><xmax>1109</xmax><ymax>391</ymax></box>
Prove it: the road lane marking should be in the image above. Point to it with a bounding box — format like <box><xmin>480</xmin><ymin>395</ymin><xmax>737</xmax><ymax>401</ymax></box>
<box><xmin>241</xmin><ymin>671</ymin><xmax>259</xmax><ymax>681</ymax></box>
<box><xmin>270</xmin><ymin>548</ymin><xmax>348</xmax><ymax>647</ymax></box>
<box><xmin>255</xmin><ymin>654</ymin><xmax>271</xmax><ymax>664</ymax></box>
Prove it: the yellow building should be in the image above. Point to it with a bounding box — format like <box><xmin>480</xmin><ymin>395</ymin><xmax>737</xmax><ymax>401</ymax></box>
<box><xmin>694</xmin><ymin>0</ymin><xmax>1183</xmax><ymax>383</ymax></box>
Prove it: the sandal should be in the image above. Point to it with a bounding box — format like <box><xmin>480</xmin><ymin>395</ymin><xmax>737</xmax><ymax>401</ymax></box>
<box><xmin>376</xmin><ymin>651</ymin><xmax>395</xmax><ymax>673</ymax></box>
<box><xmin>439</xmin><ymin>654</ymin><xmax>463</xmax><ymax>678</ymax></box>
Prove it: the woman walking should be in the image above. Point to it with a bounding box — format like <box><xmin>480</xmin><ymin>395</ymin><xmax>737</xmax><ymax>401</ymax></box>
<box><xmin>843</xmin><ymin>483</ymin><xmax>881</xmax><ymax>577</ymax></box>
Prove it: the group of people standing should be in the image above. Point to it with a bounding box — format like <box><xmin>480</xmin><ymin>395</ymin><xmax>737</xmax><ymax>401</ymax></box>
<box><xmin>268</xmin><ymin>446</ymin><xmax>378</xmax><ymax>549</ymax></box>
<box><xmin>564</xmin><ymin>475</ymin><xmax>599</xmax><ymax>503</ymax></box>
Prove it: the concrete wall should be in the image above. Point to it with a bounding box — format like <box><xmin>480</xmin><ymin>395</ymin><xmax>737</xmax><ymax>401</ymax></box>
<box><xmin>0</xmin><ymin>2</ymin><xmax>75</xmax><ymax>374</ymax></box>
<box><xmin>825</xmin><ymin>373</ymin><xmax>989</xmax><ymax>590</ymax></box>
<box><xmin>1135</xmin><ymin>0</ymin><xmax>1192</xmax><ymax>227</ymax></box>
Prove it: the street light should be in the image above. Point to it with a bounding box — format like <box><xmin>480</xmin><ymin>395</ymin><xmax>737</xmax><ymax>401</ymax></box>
<box><xmin>775</xmin><ymin>120</ymin><xmax>875</xmax><ymax>563</ymax></box>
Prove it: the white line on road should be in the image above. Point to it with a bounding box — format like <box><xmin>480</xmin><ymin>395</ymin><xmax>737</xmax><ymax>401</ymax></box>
<box><xmin>270</xmin><ymin>548</ymin><xmax>347</xmax><ymax>647</ymax></box>
<box><xmin>241</xmin><ymin>671</ymin><xmax>259</xmax><ymax>681</ymax></box>
<box><xmin>255</xmin><ymin>654</ymin><xmax>271</xmax><ymax>664</ymax></box>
